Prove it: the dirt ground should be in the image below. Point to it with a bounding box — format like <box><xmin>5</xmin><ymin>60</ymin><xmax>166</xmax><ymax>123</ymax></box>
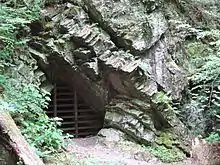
<box><xmin>63</xmin><ymin>136</ymin><xmax>194</xmax><ymax>165</ymax></box>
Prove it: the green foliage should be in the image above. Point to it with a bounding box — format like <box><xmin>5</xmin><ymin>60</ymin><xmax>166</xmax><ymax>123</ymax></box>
<box><xmin>155</xmin><ymin>132</ymin><xmax>173</xmax><ymax>148</ymax></box>
<box><xmin>0</xmin><ymin>1</ymin><xmax>43</xmax><ymax>68</ymax></box>
<box><xmin>0</xmin><ymin>75</ymin><xmax>69</xmax><ymax>158</ymax></box>
<box><xmin>186</xmin><ymin>41</ymin><xmax>213</xmax><ymax>70</ymax></box>
<box><xmin>188</xmin><ymin>28</ymin><xmax>220</xmax><ymax>137</ymax></box>
<box><xmin>146</xmin><ymin>132</ymin><xmax>187</xmax><ymax>163</ymax></box>
<box><xmin>190</xmin><ymin>58</ymin><xmax>220</xmax><ymax>128</ymax></box>
<box><xmin>189</xmin><ymin>0</ymin><xmax>220</xmax><ymax>29</ymax></box>
<box><xmin>153</xmin><ymin>91</ymin><xmax>172</xmax><ymax>105</ymax></box>
<box><xmin>152</xmin><ymin>91</ymin><xmax>179</xmax><ymax>113</ymax></box>
<box><xmin>206</xmin><ymin>132</ymin><xmax>220</xmax><ymax>143</ymax></box>
<box><xmin>145</xmin><ymin>145</ymin><xmax>186</xmax><ymax>163</ymax></box>
<box><xmin>0</xmin><ymin>0</ymin><xmax>72</xmax><ymax>160</ymax></box>
<box><xmin>21</xmin><ymin>115</ymin><xmax>65</xmax><ymax>158</ymax></box>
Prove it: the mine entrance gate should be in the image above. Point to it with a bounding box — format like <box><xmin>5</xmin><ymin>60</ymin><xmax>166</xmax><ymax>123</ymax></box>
<box><xmin>46</xmin><ymin>81</ymin><xmax>103</xmax><ymax>138</ymax></box>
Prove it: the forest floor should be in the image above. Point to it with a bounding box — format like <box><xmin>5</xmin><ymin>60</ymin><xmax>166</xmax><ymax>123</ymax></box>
<box><xmin>54</xmin><ymin>136</ymin><xmax>194</xmax><ymax>165</ymax></box>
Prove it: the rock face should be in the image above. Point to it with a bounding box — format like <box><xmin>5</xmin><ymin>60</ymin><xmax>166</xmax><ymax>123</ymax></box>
<box><xmin>28</xmin><ymin>0</ymin><xmax>191</xmax><ymax>156</ymax></box>
<box><xmin>0</xmin><ymin>131</ymin><xmax>17</xmax><ymax>165</ymax></box>
<box><xmin>0</xmin><ymin>144</ymin><xmax>14</xmax><ymax>165</ymax></box>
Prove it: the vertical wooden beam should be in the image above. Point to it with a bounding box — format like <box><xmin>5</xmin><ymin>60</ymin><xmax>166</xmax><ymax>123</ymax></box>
<box><xmin>53</xmin><ymin>84</ymin><xmax>57</xmax><ymax>117</ymax></box>
<box><xmin>74</xmin><ymin>91</ymin><xmax>78</xmax><ymax>138</ymax></box>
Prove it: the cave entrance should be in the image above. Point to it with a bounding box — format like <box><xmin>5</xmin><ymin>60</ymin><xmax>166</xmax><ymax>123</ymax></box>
<box><xmin>46</xmin><ymin>79</ymin><xmax>104</xmax><ymax>138</ymax></box>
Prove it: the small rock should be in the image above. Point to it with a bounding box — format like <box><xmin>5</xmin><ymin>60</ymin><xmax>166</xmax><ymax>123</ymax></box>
<box><xmin>134</xmin><ymin>150</ymin><xmax>152</xmax><ymax>162</ymax></box>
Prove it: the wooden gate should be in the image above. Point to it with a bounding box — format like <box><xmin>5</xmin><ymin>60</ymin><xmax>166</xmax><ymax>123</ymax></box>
<box><xmin>46</xmin><ymin>81</ymin><xmax>103</xmax><ymax>138</ymax></box>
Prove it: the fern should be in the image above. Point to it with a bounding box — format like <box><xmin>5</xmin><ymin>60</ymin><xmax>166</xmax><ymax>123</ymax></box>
<box><xmin>189</xmin><ymin>29</ymin><xmax>220</xmax><ymax>136</ymax></box>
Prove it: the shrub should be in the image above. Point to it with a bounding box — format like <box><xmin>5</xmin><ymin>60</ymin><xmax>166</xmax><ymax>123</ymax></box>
<box><xmin>206</xmin><ymin>131</ymin><xmax>220</xmax><ymax>143</ymax></box>
<box><xmin>188</xmin><ymin>29</ymin><xmax>220</xmax><ymax>137</ymax></box>
<box><xmin>0</xmin><ymin>75</ymin><xmax>69</xmax><ymax>158</ymax></box>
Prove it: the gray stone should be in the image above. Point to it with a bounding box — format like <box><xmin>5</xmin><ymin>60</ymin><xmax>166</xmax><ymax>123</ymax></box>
<box><xmin>98</xmin><ymin>128</ymin><xmax>125</xmax><ymax>142</ymax></box>
<box><xmin>83</xmin><ymin>0</ymin><xmax>168</xmax><ymax>53</ymax></box>
<box><xmin>0</xmin><ymin>137</ymin><xmax>17</xmax><ymax>165</ymax></box>
<box><xmin>27</xmin><ymin>0</ymin><xmax>191</xmax><ymax>156</ymax></box>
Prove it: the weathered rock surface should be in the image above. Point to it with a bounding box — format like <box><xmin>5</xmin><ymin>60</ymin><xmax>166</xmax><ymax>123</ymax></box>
<box><xmin>28</xmin><ymin>0</ymin><xmax>192</xmax><ymax>157</ymax></box>
<box><xmin>83</xmin><ymin>0</ymin><xmax>168</xmax><ymax>54</ymax></box>
<box><xmin>0</xmin><ymin>140</ymin><xmax>17</xmax><ymax>165</ymax></box>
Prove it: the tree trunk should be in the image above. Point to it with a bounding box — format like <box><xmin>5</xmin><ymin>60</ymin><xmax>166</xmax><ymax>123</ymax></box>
<box><xmin>0</xmin><ymin>108</ymin><xmax>45</xmax><ymax>165</ymax></box>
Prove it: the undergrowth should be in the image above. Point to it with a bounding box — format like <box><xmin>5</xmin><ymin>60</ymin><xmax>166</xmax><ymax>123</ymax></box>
<box><xmin>0</xmin><ymin>1</ymin><xmax>42</xmax><ymax>67</ymax></box>
<box><xmin>0</xmin><ymin>0</ymin><xmax>71</xmax><ymax>160</ymax></box>
<box><xmin>186</xmin><ymin>24</ymin><xmax>220</xmax><ymax>141</ymax></box>
<box><xmin>145</xmin><ymin>145</ymin><xmax>186</xmax><ymax>163</ymax></box>
<box><xmin>205</xmin><ymin>132</ymin><xmax>220</xmax><ymax>143</ymax></box>
<box><xmin>0</xmin><ymin>75</ymin><xmax>70</xmax><ymax>158</ymax></box>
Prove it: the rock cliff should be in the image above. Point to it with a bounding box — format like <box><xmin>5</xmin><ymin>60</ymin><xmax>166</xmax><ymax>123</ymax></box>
<box><xmin>27</xmin><ymin>0</ymin><xmax>193</xmax><ymax>157</ymax></box>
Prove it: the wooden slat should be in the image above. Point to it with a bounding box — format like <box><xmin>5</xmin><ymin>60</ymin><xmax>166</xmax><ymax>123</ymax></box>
<box><xmin>78</xmin><ymin>126</ymin><xmax>100</xmax><ymax>130</ymax></box>
<box><xmin>62</xmin><ymin>120</ymin><xmax>101</xmax><ymax>125</ymax></box>
<box><xmin>56</xmin><ymin>98</ymin><xmax>73</xmax><ymax>101</ymax></box>
<box><xmin>47</xmin><ymin>110</ymin><xmax>97</xmax><ymax>114</ymax></box>
<box><xmin>62</xmin><ymin>121</ymin><xmax>75</xmax><ymax>125</ymax></box>
<box><xmin>74</xmin><ymin>91</ymin><xmax>78</xmax><ymax>138</ymax></box>
<box><xmin>46</xmin><ymin>110</ymin><xmax>74</xmax><ymax>113</ymax></box>
<box><xmin>77</xmin><ymin>131</ymin><xmax>99</xmax><ymax>136</ymax></box>
<box><xmin>56</xmin><ymin>92</ymin><xmax>74</xmax><ymax>95</ymax></box>
<box><xmin>61</xmin><ymin>126</ymin><xmax>99</xmax><ymax>131</ymax></box>
<box><xmin>78</xmin><ymin>108</ymin><xmax>96</xmax><ymax>112</ymax></box>
<box><xmin>77</xmin><ymin>120</ymin><xmax>101</xmax><ymax>124</ymax></box>
<box><xmin>53</xmin><ymin>84</ymin><xmax>57</xmax><ymax>117</ymax></box>
<box><xmin>49</xmin><ymin>104</ymin><xmax>74</xmax><ymax>108</ymax></box>
<box><xmin>46</xmin><ymin>111</ymin><xmax>53</xmax><ymax>114</ymax></box>
<box><xmin>62</xmin><ymin>127</ymin><xmax>75</xmax><ymax>131</ymax></box>
<box><xmin>50</xmin><ymin>104</ymin><xmax>90</xmax><ymax>107</ymax></box>
<box><xmin>59</xmin><ymin>115</ymin><xmax>74</xmax><ymax>119</ymax></box>
<box><xmin>59</xmin><ymin>115</ymin><xmax>100</xmax><ymax>119</ymax></box>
